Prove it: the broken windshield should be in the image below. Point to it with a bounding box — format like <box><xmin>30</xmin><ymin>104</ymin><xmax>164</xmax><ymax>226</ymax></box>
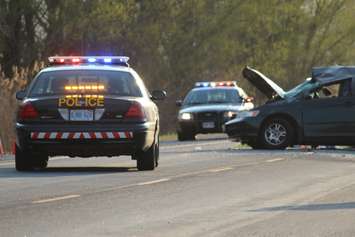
<box><xmin>284</xmin><ymin>79</ymin><xmax>320</xmax><ymax>98</ymax></box>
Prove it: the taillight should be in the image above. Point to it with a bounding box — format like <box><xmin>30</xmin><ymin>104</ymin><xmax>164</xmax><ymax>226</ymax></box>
<box><xmin>124</xmin><ymin>102</ymin><xmax>145</xmax><ymax>120</ymax></box>
<box><xmin>18</xmin><ymin>102</ymin><xmax>39</xmax><ymax>120</ymax></box>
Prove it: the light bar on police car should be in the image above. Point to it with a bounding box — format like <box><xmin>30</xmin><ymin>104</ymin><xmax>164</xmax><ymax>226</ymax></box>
<box><xmin>195</xmin><ymin>81</ymin><xmax>237</xmax><ymax>88</ymax></box>
<box><xmin>48</xmin><ymin>56</ymin><xmax>130</xmax><ymax>66</ymax></box>
<box><xmin>64</xmin><ymin>85</ymin><xmax>105</xmax><ymax>91</ymax></box>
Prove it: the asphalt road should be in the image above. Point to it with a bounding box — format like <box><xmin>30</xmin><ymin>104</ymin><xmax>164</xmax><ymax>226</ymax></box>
<box><xmin>2</xmin><ymin>135</ymin><xmax>355</xmax><ymax>237</ymax></box>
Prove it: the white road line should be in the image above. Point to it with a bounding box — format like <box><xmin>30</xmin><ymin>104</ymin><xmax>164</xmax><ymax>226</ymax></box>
<box><xmin>32</xmin><ymin>194</ymin><xmax>80</xmax><ymax>204</ymax></box>
<box><xmin>208</xmin><ymin>167</ymin><xmax>234</xmax><ymax>173</ymax></box>
<box><xmin>266</xmin><ymin>158</ymin><xmax>285</xmax><ymax>163</ymax></box>
<box><xmin>137</xmin><ymin>178</ymin><xmax>170</xmax><ymax>186</ymax></box>
<box><xmin>0</xmin><ymin>161</ymin><xmax>14</xmax><ymax>166</ymax></box>
<box><xmin>169</xmin><ymin>162</ymin><xmax>259</xmax><ymax>180</ymax></box>
<box><xmin>161</xmin><ymin>141</ymin><xmax>226</xmax><ymax>149</ymax></box>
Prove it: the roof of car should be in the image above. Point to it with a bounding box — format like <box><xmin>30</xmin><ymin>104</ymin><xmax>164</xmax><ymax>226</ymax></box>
<box><xmin>40</xmin><ymin>64</ymin><xmax>134</xmax><ymax>73</ymax></box>
<box><xmin>191</xmin><ymin>86</ymin><xmax>240</xmax><ymax>91</ymax></box>
<box><xmin>312</xmin><ymin>66</ymin><xmax>355</xmax><ymax>84</ymax></box>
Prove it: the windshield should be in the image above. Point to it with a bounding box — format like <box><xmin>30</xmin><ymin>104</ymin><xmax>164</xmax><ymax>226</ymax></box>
<box><xmin>29</xmin><ymin>70</ymin><xmax>142</xmax><ymax>97</ymax></box>
<box><xmin>183</xmin><ymin>88</ymin><xmax>243</xmax><ymax>106</ymax></box>
<box><xmin>284</xmin><ymin>79</ymin><xmax>320</xmax><ymax>98</ymax></box>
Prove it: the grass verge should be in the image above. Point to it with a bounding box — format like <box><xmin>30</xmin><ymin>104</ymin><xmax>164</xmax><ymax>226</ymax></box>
<box><xmin>160</xmin><ymin>132</ymin><xmax>177</xmax><ymax>142</ymax></box>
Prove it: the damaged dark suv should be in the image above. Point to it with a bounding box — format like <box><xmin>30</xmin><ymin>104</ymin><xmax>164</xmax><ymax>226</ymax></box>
<box><xmin>225</xmin><ymin>66</ymin><xmax>355</xmax><ymax>149</ymax></box>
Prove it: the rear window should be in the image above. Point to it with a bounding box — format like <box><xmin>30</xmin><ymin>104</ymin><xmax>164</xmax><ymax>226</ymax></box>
<box><xmin>29</xmin><ymin>70</ymin><xmax>142</xmax><ymax>97</ymax></box>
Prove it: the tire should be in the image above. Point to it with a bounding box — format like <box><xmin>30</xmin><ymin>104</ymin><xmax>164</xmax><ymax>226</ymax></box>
<box><xmin>155</xmin><ymin>138</ymin><xmax>160</xmax><ymax>167</ymax></box>
<box><xmin>246</xmin><ymin>142</ymin><xmax>263</xmax><ymax>149</ymax></box>
<box><xmin>260</xmin><ymin>118</ymin><xmax>294</xmax><ymax>149</ymax></box>
<box><xmin>136</xmin><ymin>141</ymin><xmax>158</xmax><ymax>171</ymax></box>
<box><xmin>15</xmin><ymin>145</ymin><xmax>48</xmax><ymax>171</ymax></box>
<box><xmin>177</xmin><ymin>131</ymin><xmax>195</xmax><ymax>141</ymax></box>
<box><xmin>15</xmin><ymin>145</ymin><xmax>33</xmax><ymax>171</ymax></box>
<box><xmin>32</xmin><ymin>155</ymin><xmax>48</xmax><ymax>169</ymax></box>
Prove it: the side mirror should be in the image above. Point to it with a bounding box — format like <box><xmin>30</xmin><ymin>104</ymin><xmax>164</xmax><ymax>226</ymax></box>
<box><xmin>16</xmin><ymin>90</ymin><xmax>26</xmax><ymax>100</ymax></box>
<box><xmin>244</xmin><ymin>97</ymin><xmax>254</xmax><ymax>103</ymax></box>
<box><xmin>151</xmin><ymin>90</ymin><xmax>166</xmax><ymax>101</ymax></box>
<box><xmin>176</xmin><ymin>100</ymin><xmax>182</xmax><ymax>107</ymax></box>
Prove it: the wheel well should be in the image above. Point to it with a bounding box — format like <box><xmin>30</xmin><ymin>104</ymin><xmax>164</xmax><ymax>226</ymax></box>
<box><xmin>260</xmin><ymin>114</ymin><xmax>299</xmax><ymax>144</ymax></box>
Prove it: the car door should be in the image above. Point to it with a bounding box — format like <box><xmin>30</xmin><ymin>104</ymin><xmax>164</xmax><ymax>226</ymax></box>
<box><xmin>301</xmin><ymin>79</ymin><xmax>355</xmax><ymax>144</ymax></box>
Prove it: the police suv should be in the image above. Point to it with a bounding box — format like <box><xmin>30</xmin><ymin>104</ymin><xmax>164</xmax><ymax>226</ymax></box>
<box><xmin>15</xmin><ymin>56</ymin><xmax>166</xmax><ymax>171</ymax></box>
<box><xmin>176</xmin><ymin>81</ymin><xmax>254</xmax><ymax>141</ymax></box>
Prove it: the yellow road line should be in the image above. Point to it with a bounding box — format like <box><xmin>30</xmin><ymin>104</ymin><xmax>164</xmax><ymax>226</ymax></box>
<box><xmin>32</xmin><ymin>194</ymin><xmax>80</xmax><ymax>204</ymax></box>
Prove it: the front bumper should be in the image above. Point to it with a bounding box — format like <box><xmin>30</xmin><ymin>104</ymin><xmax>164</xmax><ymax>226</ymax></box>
<box><xmin>177</xmin><ymin>118</ymin><xmax>230</xmax><ymax>134</ymax></box>
<box><xmin>225</xmin><ymin>118</ymin><xmax>259</xmax><ymax>142</ymax></box>
<box><xmin>16</xmin><ymin>122</ymin><xmax>156</xmax><ymax>157</ymax></box>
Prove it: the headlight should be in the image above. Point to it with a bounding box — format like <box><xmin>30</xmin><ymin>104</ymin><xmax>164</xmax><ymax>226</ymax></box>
<box><xmin>223</xmin><ymin>111</ymin><xmax>237</xmax><ymax>118</ymax></box>
<box><xmin>179</xmin><ymin>112</ymin><xmax>193</xmax><ymax>120</ymax></box>
<box><xmin>238</xmin><ymin>110</ymin><xmax>260</xmax><ymax>119</ymax></box>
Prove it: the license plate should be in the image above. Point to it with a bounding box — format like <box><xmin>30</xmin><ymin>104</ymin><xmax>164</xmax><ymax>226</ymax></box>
<box><xmin>202</xmin><ymin>122</ymin><xmax>215</xmax><ymax>129</ymax></box>
<box><xmin>70</xmin><ymin>110</ymin><xmax>94</xmax><ymax>121</ymax></box>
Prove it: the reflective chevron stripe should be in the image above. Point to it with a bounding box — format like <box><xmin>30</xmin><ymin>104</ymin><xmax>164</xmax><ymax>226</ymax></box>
<box><xmin>30</xmin><ymin>132</ymin><xmax>133</xmax><ymax>140</ymax></box>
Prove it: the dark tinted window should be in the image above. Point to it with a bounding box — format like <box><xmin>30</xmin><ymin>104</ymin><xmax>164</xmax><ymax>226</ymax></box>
<box><xmin>183</xmin><ymin>88</ymin><xmax>242</xmax><ymax>106</ymax></box>
<box><xmin>29</xmin><ymin>70</ymin><xmax>142</xmax><ymax>97</ymax></box>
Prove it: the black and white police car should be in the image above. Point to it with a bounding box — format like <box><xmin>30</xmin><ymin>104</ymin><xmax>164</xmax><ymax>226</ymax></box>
<box><xmin>15</xmin><ymin>56</ymin><xmax>166</xmax><ymax>171</ymax></box>
<box><xmin>176</xmin><ymin>81</ymin><xmax>254</xmax><ymax>141</ymax></box>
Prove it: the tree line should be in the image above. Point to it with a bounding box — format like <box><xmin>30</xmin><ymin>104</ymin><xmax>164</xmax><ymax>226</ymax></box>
<box><xmin>0</xmin><ymin>0</ymin><xmax>355</xmax><ymax>136</ymax></box>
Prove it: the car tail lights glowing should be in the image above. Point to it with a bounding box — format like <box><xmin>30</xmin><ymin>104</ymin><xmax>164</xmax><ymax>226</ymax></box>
<box><xmin>124</xmin><ymin>102</ymin><xmax>145</xmax><ymax>120</ymax></box>
<box><xmin>18</xmin><ymin>102</ymin><xmax>39</xmax><ymax>120</ymax></box>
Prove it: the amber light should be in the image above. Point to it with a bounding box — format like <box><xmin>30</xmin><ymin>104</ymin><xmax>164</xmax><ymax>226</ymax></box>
<box><xmin>65</xmin><ymin>95</ymin><xmax>104</xmax><ymax>98</ymax></box>
<box><xmin>64</xmin><ymin>85</ymin><xmax>105</xmax><ymax>91</ymax></box>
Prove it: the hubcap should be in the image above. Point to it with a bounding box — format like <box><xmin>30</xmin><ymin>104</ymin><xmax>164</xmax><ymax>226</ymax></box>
<box><xmin>264</xmin><ymin>123</ymin><xmax>287</xmax><ymax>146</ymax></box>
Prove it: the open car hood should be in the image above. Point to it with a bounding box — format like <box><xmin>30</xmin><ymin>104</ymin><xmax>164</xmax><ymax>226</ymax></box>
<box><xmin>242</xmin><ymin>66</ymin><xmax>285</xmax><ymax>99</ymax></box>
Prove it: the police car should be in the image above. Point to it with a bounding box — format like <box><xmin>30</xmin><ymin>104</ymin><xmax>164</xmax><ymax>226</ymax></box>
<box><xmin>176</xmin><ymin>81</ymin><xmax>254</xmax><ymax>141</ymax></box>
<box><xmin>15</xmin><ymin>56</ymin><xmax>166</xmax><ymax>171</ymax></box>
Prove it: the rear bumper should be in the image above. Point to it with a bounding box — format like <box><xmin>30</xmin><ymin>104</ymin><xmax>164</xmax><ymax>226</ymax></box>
<box><xmin>16</xmin><ymin>122</ymin><xmax>156</xmax><ymax>157</ymax></box>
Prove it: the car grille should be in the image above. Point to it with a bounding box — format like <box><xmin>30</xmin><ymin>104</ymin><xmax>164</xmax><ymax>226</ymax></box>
<box><xmin>196</xmin><ymin>112</ymin><xmax>219</xmax><ymax>121</ymax></box>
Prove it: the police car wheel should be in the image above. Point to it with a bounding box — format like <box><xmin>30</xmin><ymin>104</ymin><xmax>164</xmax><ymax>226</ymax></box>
<box><xmin>260</xmin><ymin>118</ymin><xmax>294</xmax><ymax>149</ymax></box>
<box><xmin>177</xmin><ymin>132</ymin><xmax>185</xmax><ymax>141</ymax></box>
<box><xmin>32</xmin><ymin>155</ymin><xmax>48</xmax><ymax>170</ymax></box>
<box><xmin>136</xmin><ymin>142</ymin><xmax>158</xmax><ymax>171</ymax></box>
<box><xmin>155</xmin><ymin>139</ymin><xmax>160</xmax><ymax>167</ymax></box>
<box><xmin>177</xmin><ymin>132</ymin><xmax>195</xmax><ymax>141</ymax></box>
<box><xmin>15</xmin><ymin>145</ymin><xmax>34</xmax><ymax>171</ymax></box>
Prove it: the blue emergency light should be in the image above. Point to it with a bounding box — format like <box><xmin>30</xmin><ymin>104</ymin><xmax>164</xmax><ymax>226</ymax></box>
<box><xmin>48</xmin><ymin>56</ymin><xmax>130</xmax><ymax>67</ymax></box>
